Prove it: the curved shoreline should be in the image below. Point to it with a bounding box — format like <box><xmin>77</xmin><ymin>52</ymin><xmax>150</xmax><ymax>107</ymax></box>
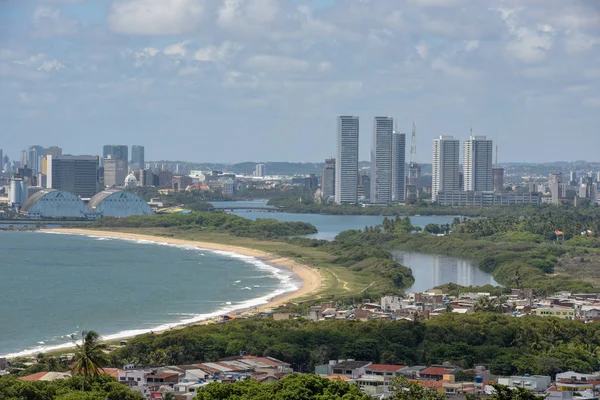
<box><xmin>5</xmin><ymin>228</ymin><xmax>323</xmax><ymax>358</ymax></box>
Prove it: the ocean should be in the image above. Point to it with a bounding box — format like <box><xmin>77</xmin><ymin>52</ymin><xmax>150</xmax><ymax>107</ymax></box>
<box><xmin>0</xmin><ymin>231</ymin><xmax>299</xmax><ymax>358</ymax></box>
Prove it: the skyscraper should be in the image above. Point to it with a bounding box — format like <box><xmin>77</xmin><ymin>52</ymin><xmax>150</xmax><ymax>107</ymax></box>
<box><xmin>103</xmin><ymin>158</ymin><xmax>127</xmax><ymax>187</ymax></box>
<box><xmin>47</xmin><ymin>155</ymin><xmax>99</xmax><ymax>198</ymax></box>
<box><xmin>131</xmin><ymin>145</ymin><xmax>145</xmax><ymax>171</ymax></box>
<box><xmin>103</xmin><ymin>145</ymin><xmax>128</xmax><ymax>171</ymax></box>
<box><xmin>28</xmin><ymin>145</ymin><xmax>44</xmax><ymax>173</ymax></box>
<box><xmin>335</xmin><ymin>116</ymin><xmax>359</xmax><ymax>204</ymax></box>
<box><xmin>432</xmin><ymin>136</ymin><xmax>460</xmax><ymax>202</ymax></box>
<box><xmin>463</xmin><ymin>136</ymin><xmax>493</xmax><ymax>192</ymax></box>
<box><xmin>371</xmin><ymin>117</ymin><xmax>393</xmax><ymax>203</ymax></box>
<box><xmin>255</xmin><ymin>164</ymin><xmax>266</xmax><ymax>177</ymax></box>
<box><xmin>0</xmin><ymin>149</ymin><xmax>3</xmax><ymax>174</ymax></box>
<box><xmin>392</xmin><ymin>130</ymin><xmax>406</xmax><ymax>202</ymax></box>
<box><xmin>321</xmin><ymin>158</ymin><xmax>336</xmax><ymax>200</ymax></box>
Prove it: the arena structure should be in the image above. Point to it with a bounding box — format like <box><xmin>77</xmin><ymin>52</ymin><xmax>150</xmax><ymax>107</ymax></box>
<box><xmin>21</xmin><ymin>189</ymin><xmax>90</xmax><ymax>218</ymax></box>
<box><xmin>88</xmin><ymin>189</ymin><xmax>153</xmax><ymax>218</ymax></box>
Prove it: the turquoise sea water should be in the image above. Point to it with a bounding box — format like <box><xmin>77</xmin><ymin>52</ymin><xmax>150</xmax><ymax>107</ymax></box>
<box><xmin>0</xmin><ymin>231</ymin><xmax>298</xmax><ymax>357</ymax></box>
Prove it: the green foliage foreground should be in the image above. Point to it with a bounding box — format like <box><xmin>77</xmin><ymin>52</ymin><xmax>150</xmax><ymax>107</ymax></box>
<box><xmin>195</xmin><ymin>374</ymin><xmax>370</xmax><ymax>400</ymax></box>
<box><xmin>0</xmin><ymin>375</ymin><xmax>143</xmax><ymax>400</ymax></box>
<box><xmin>110</xmin><ymin>314</ymin><xmax>600</xmax><ymax>378</ymax></box>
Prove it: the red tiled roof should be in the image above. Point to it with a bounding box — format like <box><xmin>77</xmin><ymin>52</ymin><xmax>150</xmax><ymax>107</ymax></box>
<box><xmin>419</xmin><ymin>367</ymin><xmax>454</xmax><ymax>376</ymax></box>
<box><xmin>242</xmin><ymin>355</ymin><xmax>280</xmax><ymax>367</ymax></box>
<box><xmin>99</xmin><ymin>368</ymin><xmax>122</xmax><ymax>378</ymax></box>
<box><xmin>367</xmin><ymin>364</ymin><xmax>406</xmax><ymax>372</ymax></box>
<box><xmin>19</xmin><ymin>372</ymin><xmax>48</xmax><ymax>381</ymax></box>
<box><xmin>410</xmin><ymin>379</ymin><xmax>444</xmax><ymax>389</ymax></box>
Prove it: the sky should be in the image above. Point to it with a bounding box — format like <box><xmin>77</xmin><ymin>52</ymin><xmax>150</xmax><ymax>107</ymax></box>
<box><xmin>1</xmin><ymin>0</ymin><xmax>599</xmax><ymax>164</ymax></box>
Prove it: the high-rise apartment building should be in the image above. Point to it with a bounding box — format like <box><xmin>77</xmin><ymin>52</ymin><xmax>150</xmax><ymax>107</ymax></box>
<box><xmin>103</xmin><ymin>145</ymin><xmax>128</xmax><ymax>170</ymax></box>
<box><xmin>463</xmin><ymin>136</ymin><xmax>493</xmax><ymax>192</ymax></box>
<box><xmin>47</xmin><ymin>155</ymin><xmax>99</xmax><ymax>198</ymax></box>
<box><xmin>335</xmin><ymin>116</ymin><xmax>359</xmax><ymax>204</ymax></box>
<box><xmin>103</xmin><ymin>158</ymin><xmax>127</xmax><ymax>187</ymax></box>
<box><xmin>370</xmin><ymin>117</ymin><xmax>394</xmax><ymax>203</ymax></box>
<box><xmin>28</xmin><ymin>145</ymin><xmax>44</xmax><ymax>173</ymax></box>
<box><xmin>255</xmin><ymin>164</ymin><xmax>266</xmax><ymax>177</ymax></box>
<box><xmin>131</xmin><ymin>145</ymin><xmax>145</xmax><ymax>171</ymax></box>
<box><xmin>392</xmin><ymin>131</ymin><xmax>406</xmax><ymax>202</ymax></box>
<box><xmin>321</xmin><ymin>158</ymin><xmax>336</xmax><ymax>200</ymax></box>
<box><xmin>432</xmin><ymin>136</ymin><xmax>460</xmax><ymax>202</ymax></box>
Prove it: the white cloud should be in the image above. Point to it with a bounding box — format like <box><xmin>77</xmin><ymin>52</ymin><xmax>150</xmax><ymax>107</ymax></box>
<box><xmin>14</xmin><ymin>53</ymin><xmax>46</xmax><ymax>67</ymax></box>
<box><xmin>109</xmin><ymin>0</ymin><xmax>204</xmax><ymax>35</ymax></box>
<box><xmin>37</xmin><ymin>60</ymin><xmax>65</xmax><ymax>72</ymax></box>
<box><xmin>164</xmin><ymin>41</ymin><xmax>191</xmax><ymax>57</ymax></box>
<box><xmin>505</xmin><ymin>26</ymin><xmax>554</xmax><ymax>63</ymax></box>
<box><xmin>244</xmin><ymin>55</ymin><xmax>310</xmax><ymax>73</ymax></box>
<box><xmin>130</xmin><ymin>48</ymin><xmax>160</xmax><ymax>67</ymax></box>
<box><xmin>464</xmin><ymin>40</ymin><xmax>479</xmax><ymax>52</ymax></box>
<box><xmin>32</xmin><ymin>5</ymin><xmax>78</xmax><ymax>35</ymax></box>
<box><xmin>194</xmin><ymin>41</ymin><xmax>241</xmax><ymax>63</ymax></box>
<box><xmin>415</xmin><ymin>41</ymin><xmax>428</xmax><ymax>59</ymax></box>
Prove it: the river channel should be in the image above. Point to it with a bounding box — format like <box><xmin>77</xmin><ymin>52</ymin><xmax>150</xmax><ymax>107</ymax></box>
<box><xmin>211</xmin><ymin>200</ymin><xmax>499</xmax><ymax>291</ymax></box>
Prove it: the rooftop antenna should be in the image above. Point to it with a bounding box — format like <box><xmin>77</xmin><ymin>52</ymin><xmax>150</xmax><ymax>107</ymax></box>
<box><xmin>410</xmin><ymin>121</ymin><xmax>417</xmax><ymax>164</ymax></box>
<box><xmin>495</xmin><ymin>143</ymin><xmax>499</xmax><ymax>169</ymax></box>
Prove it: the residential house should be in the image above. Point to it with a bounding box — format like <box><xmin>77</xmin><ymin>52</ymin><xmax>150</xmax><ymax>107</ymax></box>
<box><xmin>419</xmin><ymin>366</ymin><xmax>457</xmax><ymax>381</ymax></box>
<box><xmin>397</xmin><ymin>366</ymin><xmax>427</xmax><ymax>379</ymax></box>
<box><xmin>555</xmin><ymin>377</ymin><xmax>600</xmax><ymax>394</ymax></box>
<box><xmin>533</xmin><ymin>306</ymin><xmax>575</xmax><ymax>320</ymax></box>
<box><xmin>355</xmin><ymin>375</ymin><xmax>388</xmax><ymax>396</ymax></box>
<box><xmin>316</xmin><ymin>360</ymin><xmax>371</xmax><ymax>379</ymax></box>
<box><xmin>497</xmin><ymin>375</ymin><xmax>551</xmax><ymax>393</ymax></box>
<box><xmin>364</xmin><ymin>364</ymin><xmax>407</xmax><ymax>380</ymax></box>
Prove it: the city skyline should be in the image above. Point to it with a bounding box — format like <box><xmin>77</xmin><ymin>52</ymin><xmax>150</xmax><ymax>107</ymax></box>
<box><xmin>1</xmin><ymin>1</ymin><xmax>599</xmax><ymax>163</ymax></box>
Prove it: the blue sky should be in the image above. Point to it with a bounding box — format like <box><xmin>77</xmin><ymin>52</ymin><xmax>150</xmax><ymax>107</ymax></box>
<box><xmin>1</xmin><ymin>0</ymin><xmax>599</xmax><ymax>163</ymax></box>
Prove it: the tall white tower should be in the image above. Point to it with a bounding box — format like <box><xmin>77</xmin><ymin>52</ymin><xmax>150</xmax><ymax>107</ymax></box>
<box><xmin>335</xmin><ymin>116</ymin><xmax>359</xmax><ymax>204</ymax></box>
<box><xmin>432</xmin><ymin>136</ymin><xmax>460</xmax><ymax>202</ymax></box>
<box><xmin>371</xmin><ymin>116</ymin><xmax>394</xmax><ymax>203</ymax></box>
<box><xmin>463</xmin><ymin>135</ymin><xmax>493</xmax><ymax>192</ymax></box>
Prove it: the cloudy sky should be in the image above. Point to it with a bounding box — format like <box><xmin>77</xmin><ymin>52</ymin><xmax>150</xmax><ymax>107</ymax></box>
<box><xmin>1</xmin><ymin>0</ymin><xmax>599</xmax><ymax>163</ymax></box>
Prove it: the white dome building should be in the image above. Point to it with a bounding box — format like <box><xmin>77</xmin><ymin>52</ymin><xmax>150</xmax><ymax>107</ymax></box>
<box><xmin>21</xmin><ymin>189</ymin><xmax>89</xmax><ymax>218</ymax></box>
<box><xmin>88</xmin><ymin>190</ymin><xmax>153</xmax><ymax>218</ymax></box>
<box><xmin>125</xmin><ymin>173</ymin><xmax>138</xmax><ymax>189</ymax></box>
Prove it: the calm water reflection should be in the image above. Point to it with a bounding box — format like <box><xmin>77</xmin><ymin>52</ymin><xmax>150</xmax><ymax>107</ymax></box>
<box><xmin>393</xmin><ymin>251</ymin><xmax>499</xmax><ymax>292</ymax></box>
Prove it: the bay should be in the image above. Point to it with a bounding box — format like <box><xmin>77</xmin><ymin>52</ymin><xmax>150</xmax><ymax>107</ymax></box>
<box><xmin>0</xmin><ymin>231</ymin><xmax>297</xmax><ymax>357</ymax></box>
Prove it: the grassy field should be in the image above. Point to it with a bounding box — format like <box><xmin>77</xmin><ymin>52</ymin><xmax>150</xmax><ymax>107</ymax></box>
<box><xmin>89</xmin><ymin>227</ymin><xmax>379</xmax><ymax>302</ymax></box>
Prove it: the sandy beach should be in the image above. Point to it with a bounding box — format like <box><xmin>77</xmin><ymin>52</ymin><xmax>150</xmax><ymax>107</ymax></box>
<box><xmin>44</xmin><ymin>228</ymin><xmax>323</xmax><ymax>316</ymax></box>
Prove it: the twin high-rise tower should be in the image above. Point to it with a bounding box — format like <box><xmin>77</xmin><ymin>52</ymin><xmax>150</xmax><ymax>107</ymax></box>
<box><xmin>432</xmin><ymin>135</ymin><xmax>495</xmax><ymax>202</ymax></box>
<box><xmin>333</xmin><ymin>116</ymin><xmax>406</xmax><ymax>205</ymax></box>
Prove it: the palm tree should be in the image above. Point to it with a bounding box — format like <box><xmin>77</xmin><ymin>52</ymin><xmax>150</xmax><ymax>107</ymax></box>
<box><xmin>71</xmin><ymin>330</ymin><xmax>108</xmax><ymax>391</ymax></box>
